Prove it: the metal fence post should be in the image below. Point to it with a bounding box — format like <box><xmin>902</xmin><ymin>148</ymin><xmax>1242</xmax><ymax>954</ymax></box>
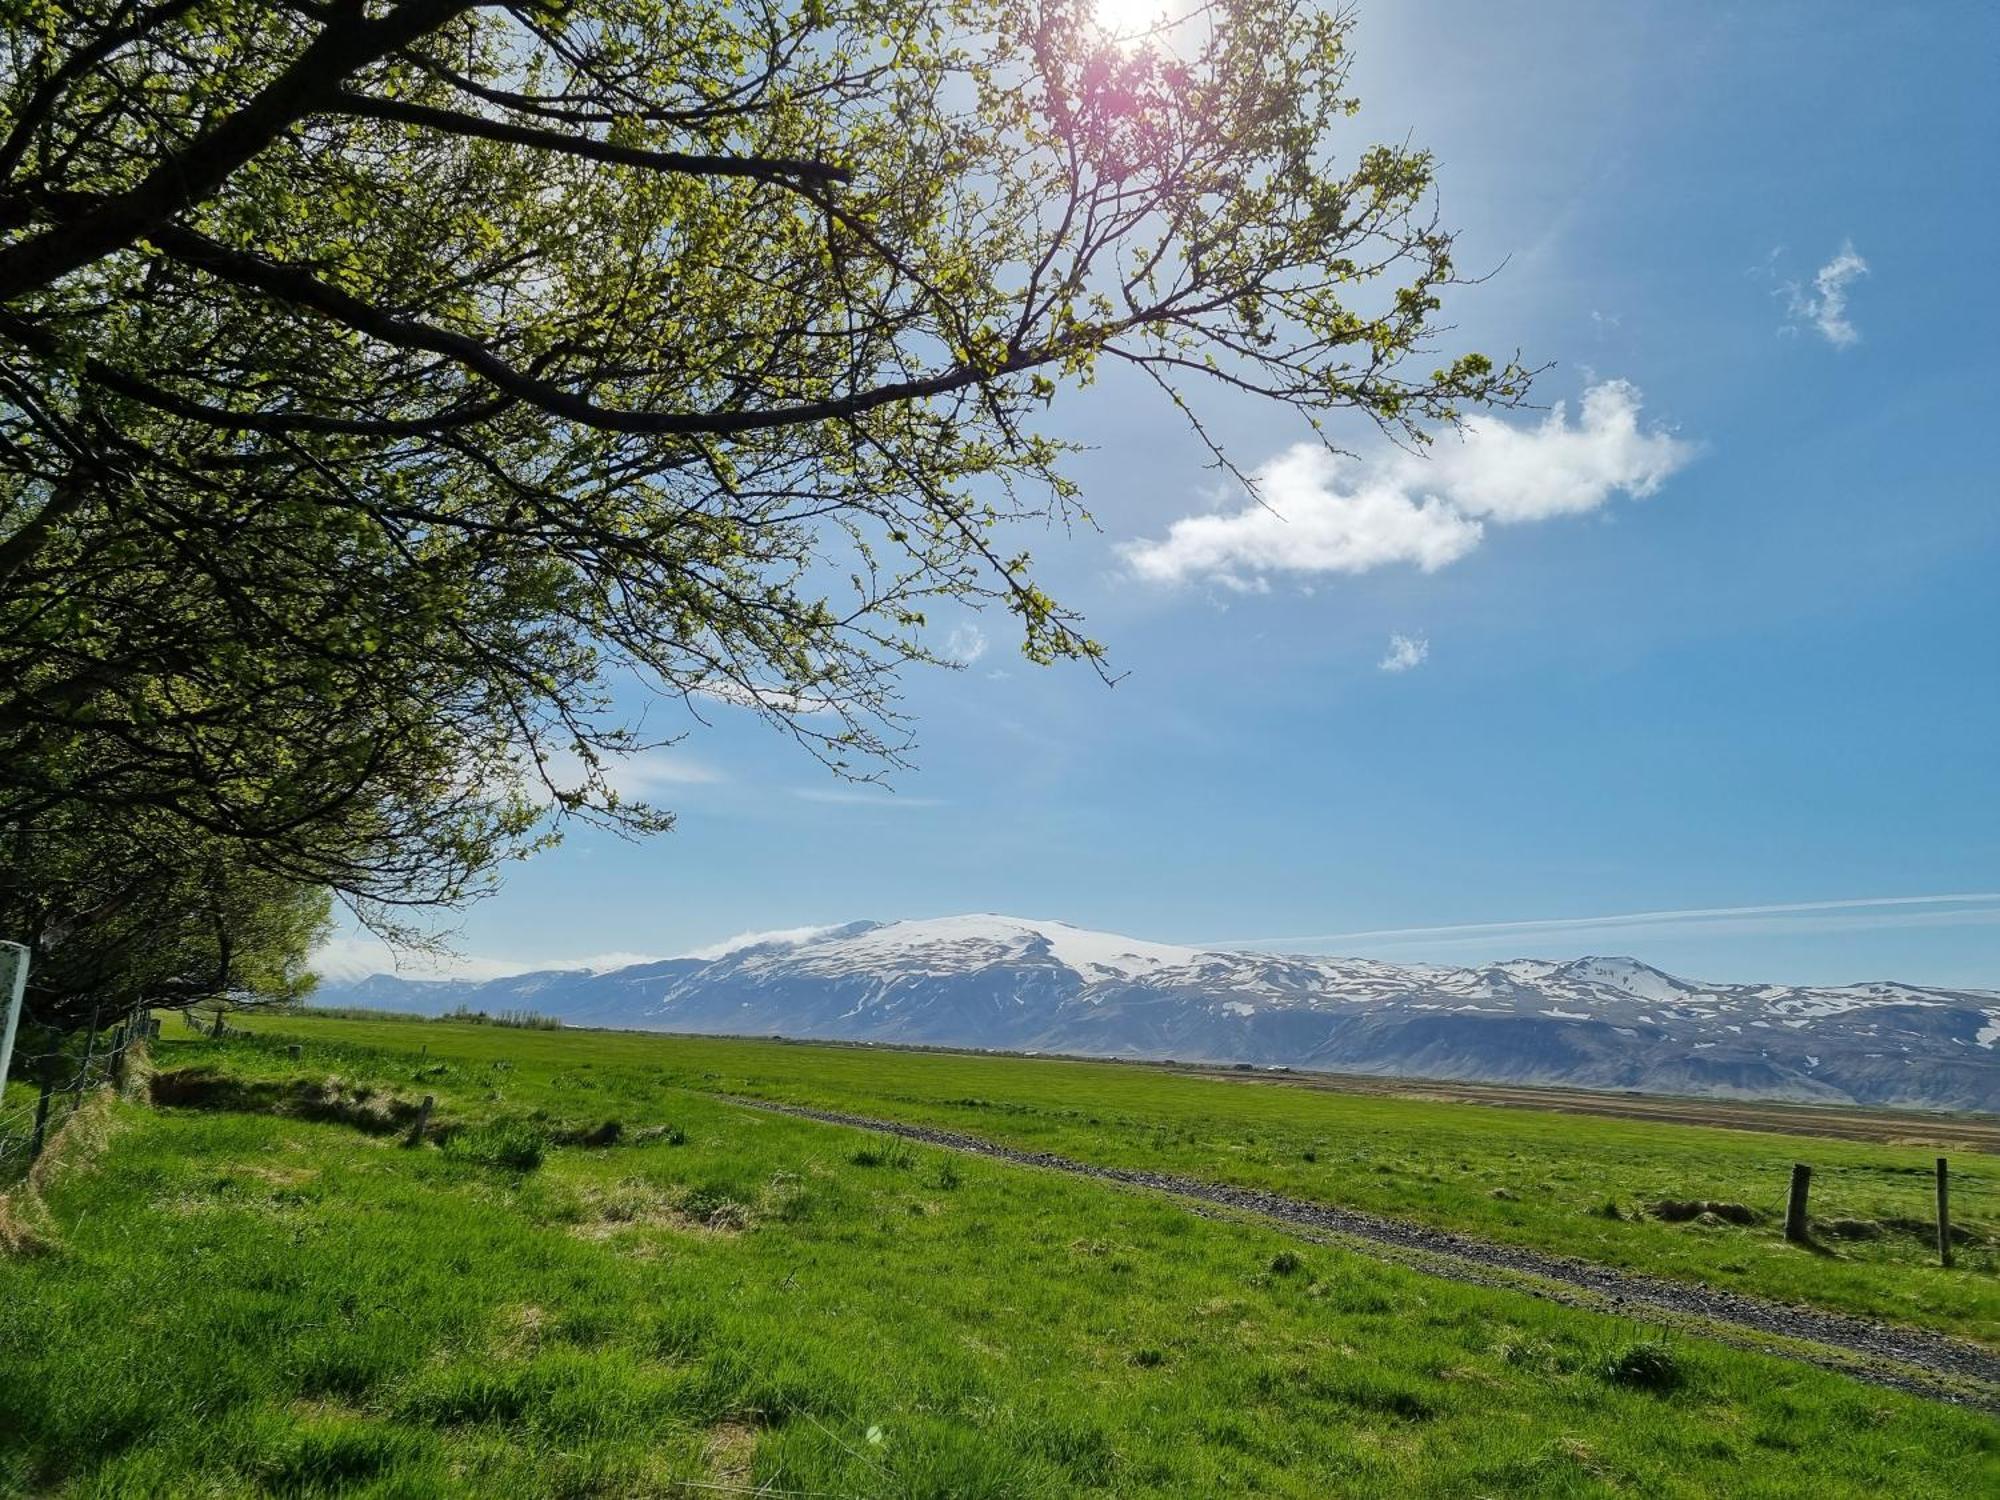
<box><xmin>0</xmin><ymin>940</ymin><xmax>28</xmax><ymax>1108</ymax></box>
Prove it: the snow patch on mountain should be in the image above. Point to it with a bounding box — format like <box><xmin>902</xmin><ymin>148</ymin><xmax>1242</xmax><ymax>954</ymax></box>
<box><xmin>742</xmin><ymin>914</ymin><xmax>1200</xmax><ymax>980</ymax></box>
<box><xmin>1551</xmin><ymin>956</ymin><xmax>1695</xmax><ymax>1005</ymax></box>
<box><xmin>311</xmin><ymin>914</ymin><xmax>2000</xmax><ymax>1110</ymax></box>
<box><xmin>681</xmin><ymin>921</ymin><xmax>874</xmax><ymax>960</ymax></box>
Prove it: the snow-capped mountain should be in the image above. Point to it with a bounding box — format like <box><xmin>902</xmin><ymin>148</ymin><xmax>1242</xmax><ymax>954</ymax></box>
<box><xmin>311</xmin><ymin>914</ymin><xmax>2000</xmax><ymax>1111</ymax></box>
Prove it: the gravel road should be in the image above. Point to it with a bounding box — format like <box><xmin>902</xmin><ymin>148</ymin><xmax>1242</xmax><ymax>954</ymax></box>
<box><xmin>725</xmin><ymin>1095</ymin><xmax>2000</xmax><ymax>1412</ymax></box>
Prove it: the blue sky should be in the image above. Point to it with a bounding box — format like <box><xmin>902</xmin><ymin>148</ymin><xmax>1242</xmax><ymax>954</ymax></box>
<box><xmin>325</xmin><ymin>1</ymin><xmax>2000</xmax><ymax>988</ymax></box>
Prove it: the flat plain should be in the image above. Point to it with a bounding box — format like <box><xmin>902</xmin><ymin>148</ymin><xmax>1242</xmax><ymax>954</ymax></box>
<box><xmin>1</xmin><ymin>1014</ymin><xmax>1993</xmax><ymax>1497</ymax></box>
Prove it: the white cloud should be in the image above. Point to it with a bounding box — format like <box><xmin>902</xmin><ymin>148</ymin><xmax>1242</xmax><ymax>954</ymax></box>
<box><xmin>944</xmin><ymin>623</ymin><xmax>988</xmax><ymax>665</ymax></box>
<box><xmin>1123</xmin><ymin>442</ymin><xmax>1481</xmax><ymax>585</ymax></box>
<box><xmin>1121</xmin><ymin>381</ymin><xmax>1693</xmax><ymax>588</ymax></box>
<box><xmin>1420</xmin><ymin>383</ymin><xmax>1692</xmax><ymax>522</ymax></box>
<box><xmin>1379</xmin><ymin>633</ymin><xmax>1429</xmax><ymax>673</ymax></box>
<box><xmin>1788</xmin><ymin>242</ymin><xmax>1867</xmax><ymax>347</ymax></box>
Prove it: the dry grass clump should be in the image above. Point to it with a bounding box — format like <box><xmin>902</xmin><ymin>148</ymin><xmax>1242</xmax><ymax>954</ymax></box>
<box><xmin>30</xmin><ymin>1083</ymin><xmax>120</xmax><ymax>1188</ymax></box>
<box><xmin>116</xmin><ymin>1042</ymin><xmax>157</xmax><ymax>1101</ymax></box>
<box><xmin>1647</xmin><ymin>1199</ymin><xmax>1760</xmax><ymax>1226</ymax></box>
<box><xmin>0</xmin><ymin>1183</ymin><xmax>57</xmax><ymax>1255</ymax></box>
<box><xmin>568</xmin><ymin>1179</ymin><xmax>753</xmax><ymax>1240</ymax></box>
<box><xmin>493</xmin><ymin>1303</ymin><xmax>552</xmax><ymax>1360</ymax></box>
<box><xmin>703</xmin><ymin>1421</ymin><xmax>757</xmax><ymax>1485</ymax></box>
<box><xmin>2</xmin><ymin>1083</ymin><xmax>127</xmax><ymax>1256</ymax></box>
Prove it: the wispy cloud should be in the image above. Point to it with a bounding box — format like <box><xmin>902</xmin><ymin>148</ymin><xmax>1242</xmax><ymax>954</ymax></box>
<box><xmin>314</xmin><ymin>922</ymin><xmax>865</xmax><ymax>980</ymax></box>
<box><xmin>1121</xmin><ymin>381</ymin><xmax>1693</xmax><ymax>589</ymax></box>
<box><xmin>1787</xmin><ymin>242</ymin><xmax>1868</xmax><ymax>348</ymax></box>
<box><xmin>694</xmin><ymin>679</ymin><xmax>844</xmax><ymax>716</ymax></box>
<box><xmin>593</xmin><ymin>750</ymin><xmax>723</xmax><ymax>798</ymax></box>
<box><xmin>503</xmin><ymin>746</ymin><xmax>723</xmax><ymax>813</ymax></box>
<box><xmin>793</xmin><ymin>786</ymin><xmax>946</xmax><ymax>808</ymax></box>
<box><xmin>1378</xmin><ymin>633</ymin><xmax>1429</xmax><ymax>673</ymax></box>
<box><xmin>944</xmin><ymin>623</ymin><xmax>988</xmax><ymax>665</ymax></box>
<box><xmin>1214</xmin><ymin>892</ymin><xmax>2000</xmax><ymax>955</ymax></box>
<box><xmin>310</xmin><ymin>934</ymin><xmax>664</xmax><ymax>983</ymax></box>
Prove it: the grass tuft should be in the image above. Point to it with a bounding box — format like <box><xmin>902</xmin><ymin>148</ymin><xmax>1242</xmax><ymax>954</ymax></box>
<box><xmin>1600</xmin><ymin>1339</ymin><xmax>1684</xmax><ymax>1393</ymax></box>
<box><xmin>850</xmin><ymin>1139</ymin><xmax>917</xmax><ymax>1170</ymax></box>
<box><xmin>442</xmin><ymin>1119</ymin><xmax>546</xmax><ymax>1172</ymax></box>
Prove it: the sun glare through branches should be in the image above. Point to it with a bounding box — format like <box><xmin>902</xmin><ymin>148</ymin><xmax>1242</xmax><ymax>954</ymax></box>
<box><xmin>1094</xmin><ymin>0</ymin><xmax>1176</xmax><ymax>43</ymax></box>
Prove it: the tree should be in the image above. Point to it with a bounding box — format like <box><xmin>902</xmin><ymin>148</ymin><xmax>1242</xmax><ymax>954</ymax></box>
<box><xmin>0</xmin><ymin>0</ymin><xmax>1526</xmax><ymax>934</ymax></box>
<box><xmin>1</xmin><ymin>799</ymin><xmax>332</xmax><ymax>1034</ymax></box>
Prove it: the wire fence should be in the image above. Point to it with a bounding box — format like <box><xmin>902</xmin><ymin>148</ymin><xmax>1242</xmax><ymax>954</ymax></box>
<box><xmin>0</xmin><ymin>1008</ymin><xmax>158</xmax><ymax>1187</ymax></box>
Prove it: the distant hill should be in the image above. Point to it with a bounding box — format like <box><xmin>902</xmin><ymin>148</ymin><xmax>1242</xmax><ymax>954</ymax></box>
<box><xmin>311</xmin><ymin>914</ymin><xmax>2000</xmax><ymax>1110</ymax></box>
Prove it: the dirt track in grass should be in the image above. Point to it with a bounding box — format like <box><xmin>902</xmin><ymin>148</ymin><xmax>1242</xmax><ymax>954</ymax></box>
<box><xmin>725</xmin><ymin>1095</ymin><xmax>2000</xmax><ymax>1413</ymax></box>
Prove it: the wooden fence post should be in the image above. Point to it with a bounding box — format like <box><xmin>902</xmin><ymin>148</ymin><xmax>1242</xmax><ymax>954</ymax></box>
<box><xmin>1784</xmin><ymin>1162</ymin><xmax>1812</xmax><ymax>1243</ymax></box>
<box><xmin>408</xmin><ymin>1094</ymin><xmax>435</xmax><ymax>1147</ymax></box>
<box><xmin>1936</xmin><ymin>1157</ymin><xmax>1953</xmax><ymax>1269</ymax></box>
<box><xmin>209</xmin><ymin>1009</ymin><xmax>225</xmax><ymax>1039</ymax></box>
<box><xmin>27</xmin><ymin>1075</ymin><xmax>53</xmax><ymax>1160</ymax></box>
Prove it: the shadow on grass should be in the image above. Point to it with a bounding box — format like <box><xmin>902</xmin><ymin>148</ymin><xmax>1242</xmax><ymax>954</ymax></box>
<box><xmin>150</xmin><ymin>1069</ymin><xmax>422</xmax><ymax>1136</ymax></box>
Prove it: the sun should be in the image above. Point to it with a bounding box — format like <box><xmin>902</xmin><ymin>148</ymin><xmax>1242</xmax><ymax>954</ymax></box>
<box><xmin>1092</xmin><ymin>0</ymin><xmax>1174</xmax><ymax>38</ymax></box>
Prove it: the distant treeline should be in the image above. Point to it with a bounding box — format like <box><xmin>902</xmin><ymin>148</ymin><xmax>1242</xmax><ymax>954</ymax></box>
<box><xmin>280</xmin><ymin>1003</ymin><xmax>563</xmax><ymax>1031</ymax></box>
<box><xmin>444</xmin><ymin>1006</ymin><xmax>563</xmax><ymax>1031</ymax></box>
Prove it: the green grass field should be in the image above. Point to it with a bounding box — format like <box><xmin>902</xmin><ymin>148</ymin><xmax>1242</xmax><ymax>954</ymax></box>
<box><xmin>215</xmin><ymin>1014</ymin><xmax>1997</xmax><ymax>1336</ymax></box>
<box><xmin>1</xmin><ymin>1017</ymin><xmax>1993</xmax><ymax>1497</ymax></box>
<box><xmin>676</xmin><ymin>1032</ymin><xmax>2000</xmax><ymax>1338</ymax></box>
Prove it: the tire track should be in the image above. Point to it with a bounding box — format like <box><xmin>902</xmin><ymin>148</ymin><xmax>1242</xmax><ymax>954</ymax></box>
<box><xmin>723</xmin><ymin>1094</ymin><xmax>2000</xmax><ymax>1411</ymax></box>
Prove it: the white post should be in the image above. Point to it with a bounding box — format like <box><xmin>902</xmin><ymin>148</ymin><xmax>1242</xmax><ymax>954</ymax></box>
<box><xmin>0</xmin><ymin>941</ymin><xmax>28</xmax><ymax>1109</ymax></box>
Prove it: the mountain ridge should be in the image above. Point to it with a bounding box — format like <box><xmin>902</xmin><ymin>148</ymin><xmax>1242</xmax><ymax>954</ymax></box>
<box><xmin>310</xmin><ymin>914</ymin><xmax>2000</xmax><ymax>1111</ymax></box>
